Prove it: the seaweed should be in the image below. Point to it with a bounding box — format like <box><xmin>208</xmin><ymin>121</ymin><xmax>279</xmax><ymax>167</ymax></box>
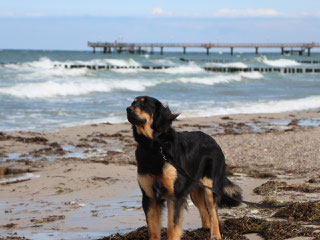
<box><xmin>99</xmin><ymin>217</ymin><xmax>320</xmax><ymax>240</ymax></box>
<box><xmin>254</xmin><ymin>181</ymin><xmax>320</xmax><ymax>195</ymax></box>
<box><xmin>273</xmin><ymin>202</ymin><xmax>320</xmax><ymax>223</ymax></box>
<box><xmin>30</xmin><ymin>215</ymin><xmax>65</xmax><ymax>224</ymax></box>
<box><xmin>253</xmin><ymin>181</ymin><xmax>287</xmax><ymax>195</ymax></box>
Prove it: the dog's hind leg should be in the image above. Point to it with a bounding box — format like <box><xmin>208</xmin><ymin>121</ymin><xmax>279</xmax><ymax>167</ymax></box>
<box><xmin>167</xmin><ymin>198</ymin><xmax>185</xmax><ymax>240</ymax></box>
<box><xmin>142</xmin><ymin>193</ymin><xmax>163</xmax><ymax>240</ymax></box>
<box><xmin>202</xmin><ymin>177</ymin><xmax>222</xmax><ymax>240</ymax></box>
<box><xmin>190</xmin><ymin>187</ymin><xmax>210</xmax><ymax>228</ymax></box>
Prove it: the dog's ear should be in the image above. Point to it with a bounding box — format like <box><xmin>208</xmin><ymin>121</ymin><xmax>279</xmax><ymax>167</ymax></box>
<box><xmin>153</xmin><ymin>101</ymin><xmax>179</xmax><ymax>133</ymax></box>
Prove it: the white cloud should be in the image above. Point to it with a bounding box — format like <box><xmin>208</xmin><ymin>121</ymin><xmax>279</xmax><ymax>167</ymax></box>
<box><xmin>212</xmin><ymin>8</ymin><xmax>281</xmax><ymax>18</ymax></box>
<box><xmin>151</xmin><ymin>7</ymin><xmax>173</xmax><ymax>16</ymax></box>
<box><xmin>152</xmin><ymin>8</ymin><xmax>163</xmax><ymax>15</ymax></box>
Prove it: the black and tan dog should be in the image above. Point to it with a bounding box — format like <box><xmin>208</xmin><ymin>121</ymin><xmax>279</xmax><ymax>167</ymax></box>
<box><xmin>126</xmin><ymin>96</ymin><xmax>242</xmax><ymax>240</ymax></box>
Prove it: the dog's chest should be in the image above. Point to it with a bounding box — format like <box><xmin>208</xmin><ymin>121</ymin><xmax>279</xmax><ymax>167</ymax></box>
<box><xmin>138</xmin><ymin>162</ymin><xmax>177</xmax><ymax>199</ymax></box>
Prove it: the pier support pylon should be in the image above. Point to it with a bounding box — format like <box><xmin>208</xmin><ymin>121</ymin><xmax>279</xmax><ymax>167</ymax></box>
<box><xmin>160</xmin><ymin>47</ymin><xmax>163</xmax><ymax>55</ymax></box>
<box><xmin>183</xmin><ymin>47</ymin><xmax>186</xmax><ymax>54</ymax></box>
<box><xmin>308</xmin><ymin>48</ymin><xmax>311</xmax><ymax>56</ymax></box>
<box><xmin>206</xmin><ymin>48</ymin><xmax>210</xmax><ymax>55</ymax></box>
<box><xmin>230</xmin><ymin>47</ymin><xmax>234</xmax><ymax>55</ymax></box>
<box><xmin>255</xmin><ymin>47</ymin><xmax>259</xmax><ymax>55</ymax></box>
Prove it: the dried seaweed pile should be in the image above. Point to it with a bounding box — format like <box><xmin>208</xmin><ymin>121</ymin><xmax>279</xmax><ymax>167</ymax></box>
<box><xmin>100</xmin><ymin>214</ymin><xmax>320</xmax><ymax>240</ymax></box>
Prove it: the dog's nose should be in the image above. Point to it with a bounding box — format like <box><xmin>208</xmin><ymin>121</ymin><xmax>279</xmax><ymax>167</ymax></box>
<box><xmin>126</xmin><ymin>106</ymin><xmax>134</xmax><ymax>113</ymax></box>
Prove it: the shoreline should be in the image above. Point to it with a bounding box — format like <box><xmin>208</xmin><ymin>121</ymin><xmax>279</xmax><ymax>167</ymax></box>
<box><xmin>1</xmin><ymin>110</ymin><xmax>320</xmax><ymax>240</ymax></box>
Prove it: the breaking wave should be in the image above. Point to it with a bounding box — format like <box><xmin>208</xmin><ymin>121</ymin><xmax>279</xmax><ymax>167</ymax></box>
<box><xmin>0</xmin><ymin>79</ymin><xmax>160</xmax><ymax>98</ymax></box>
<box><xmin>176</xmin><ymin>72</ymin><xmax>263</xmax><ymax>85</ymax></box>
<box><xmin>180</xmin><ymin>95</ymin><xmax>320</xmax><ymax>118</ymax></box>
<box><xmin>258</xmin><ymin>56</ymin><xmax>301</xmax><ymax>67</ymax></box>
<box><xmin>206</xmin><ymin>62</ymin><xmax>248</xmax><ymax>68</ymax></box>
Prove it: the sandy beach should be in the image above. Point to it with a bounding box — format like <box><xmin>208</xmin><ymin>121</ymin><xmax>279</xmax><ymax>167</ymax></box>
<box><xmin>1</xmin><ymin>110</ymin><xmax>320</xmax><ymax>240</ymax></box>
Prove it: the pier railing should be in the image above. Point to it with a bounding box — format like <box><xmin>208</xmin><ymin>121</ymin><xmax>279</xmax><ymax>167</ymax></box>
<box><xmin>88</xmin><ymin>42</ymin><xmax>320</xmax><ymax>56</ymax></box>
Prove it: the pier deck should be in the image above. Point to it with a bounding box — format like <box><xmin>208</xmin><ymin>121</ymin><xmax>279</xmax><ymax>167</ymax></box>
<box><xmin>88</xmin><ymin>42</ymin><xmax>320</xmax><ymax>56</ymax></box>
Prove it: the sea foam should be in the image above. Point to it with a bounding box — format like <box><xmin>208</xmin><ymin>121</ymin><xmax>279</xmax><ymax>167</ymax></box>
<box><xmin>180</xmin><ymin>95</ymin><xmax>320</xmax><ymax>118</ymax></box>
<box><xmin>259</xmin><ymin>56</ymin><xmax>301</xmax><ymax>67</ymax></box>
<box><xmin>176</xmin><ymin>72</ymin><xmax>263</xmax><ymax>85</ymax></box>
<box><xmin>0</xmin><ymin>79</ymin><xmax>160</xmax><ymax>98</ymax></box>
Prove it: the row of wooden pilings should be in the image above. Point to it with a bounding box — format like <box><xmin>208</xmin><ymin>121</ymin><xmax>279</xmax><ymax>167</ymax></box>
<box><xmin>179</xmin><ymin>58</ymin><xmax>320</xmax><ymax>64</ymax></box>
<box><xmin>54</xmin><ymin>64</ymin><xmax>320</xmax><ymax>73</ymax></box>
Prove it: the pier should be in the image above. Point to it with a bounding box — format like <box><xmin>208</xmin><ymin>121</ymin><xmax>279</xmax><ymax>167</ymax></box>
<box><xmin>88</xmin><ymin>42</ymin><xmax>320</xmax><ymax>56</ymax></box>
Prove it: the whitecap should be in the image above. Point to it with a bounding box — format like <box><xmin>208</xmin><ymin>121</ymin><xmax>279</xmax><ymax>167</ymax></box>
<box><xmin>258</xmin><ymin>56</ymin><xmax>301</xmax><ymax>67</ymax></box>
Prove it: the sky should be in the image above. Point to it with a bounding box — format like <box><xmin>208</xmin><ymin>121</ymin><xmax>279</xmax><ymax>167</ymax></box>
<box><xmin>0</xmin><ymin>0</ymin><xmax>320</xmax><ymax>50</ymax></box>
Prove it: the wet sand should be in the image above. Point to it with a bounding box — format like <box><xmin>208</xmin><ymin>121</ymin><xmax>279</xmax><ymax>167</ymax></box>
<box><xmin>1</xmin><ymin>110</ymin><xmax>320</xmax><ymax>240</ymax></box>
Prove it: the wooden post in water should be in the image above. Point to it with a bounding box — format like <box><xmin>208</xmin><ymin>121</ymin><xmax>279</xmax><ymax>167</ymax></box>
<box><xmin>183</xmin><ymin>47</ymin><xmax>186</xmax><ymax>54</ymax></box>
<box><xmin>255</xmin><ymin>47</ymin><xmax>259</xmax><ymax>55</ymax></box>
<box><xmin>206</xmin><ymin>48</ymin><xmax>210</xmax><ymax>55</ymax></box>
<box><xmin>281</xmin><ymin>47</ymin><xmax>284</xmax><ymax>55</ymax></box>
<box><xmin>230</xmin><ymin>47</ymin><xmax>234</xmax><ymax>55</ymax></box>
<box><xmin>160</xmin><ymin>47</ymin><xmax>164</xmax><ymax>55</ymax></box>
<box><xmin>308</xmin><ymin>48</ymin><xmax>311</xmax><ymax>56</ymax></box>
<box><xmin>93</xmin><ymin>47</ymin><xmax>96</xmax><ymax>54</ymax></box>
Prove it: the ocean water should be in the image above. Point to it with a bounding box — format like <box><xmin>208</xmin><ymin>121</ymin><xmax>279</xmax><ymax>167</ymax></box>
<box><xmin>0</xmin><ymin>49</ymin><xmax>320</xmax><ymax>132</ymax></box>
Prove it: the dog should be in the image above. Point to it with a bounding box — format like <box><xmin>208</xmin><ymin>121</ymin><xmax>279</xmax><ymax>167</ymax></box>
<box><xmin>126</xmin><ymin>96</ymin><xmax>242</xmax><ymax>240</ymax></box>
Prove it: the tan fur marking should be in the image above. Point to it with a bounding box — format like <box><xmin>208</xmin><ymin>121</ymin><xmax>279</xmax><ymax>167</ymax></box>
<box><xmin>161</xmin><ymin>163</ymin><xmax>177</xmax><ymax>195</ymax></box>
<box><xmin>138</xmin><ymin>174</ymin><xmax>155</xmax><ymax>198</ymax></box>
<box><xmin>135</xmin><ymin>107</ymin><xmax>154</xmax><ymax>139</ymax></box>
<box><xmin>141</xmin><ymin>98</ymin><xmax>145</xmax><ymax>101</ymax></box>
<box><xmin>202</xmin><ymin>177</ymin><xmax>221</xmax><ymax>240</ymax></box>
<box><xmin>167</xmin><ymin>200</ymin><xmax>184</xmax><ymax>240</ymax></box>
<box><xmin>190</xmin><ymin>187</ymin><xmax>210</xmax><ymax>228</ymax></box>
<box><xmin>134</xmin><ymin>98</ymin><xmax>137</xmax><ymax>102</ymax></box>
<box><xmin>147</xmin><ymin>201</ymin><xmax>162</xmax><ymax>240</ymax></box>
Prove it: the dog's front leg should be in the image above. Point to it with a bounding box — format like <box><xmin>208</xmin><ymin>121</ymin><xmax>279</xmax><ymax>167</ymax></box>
<box><xmin>142</xmin><ymin>193</ymin><xmax>163</xmax><ymax>240</ymax></box>
<box><xmin>167</xmin><ymin>198</ymin><xmax>185</xmax><ymax>240</ymax></box>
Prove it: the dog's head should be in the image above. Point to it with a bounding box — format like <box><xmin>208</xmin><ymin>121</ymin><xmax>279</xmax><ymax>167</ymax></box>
<box><xmin>126</xmin><ymin>96</ymin><xmax>179</xmax><ymax>140</ymax></box>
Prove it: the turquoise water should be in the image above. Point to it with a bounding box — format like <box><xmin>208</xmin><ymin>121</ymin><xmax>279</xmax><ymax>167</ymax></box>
<box><xmin>0</xmin><ymin>50</ymin><xmax>320</xmax><ymax>132</ymax></box>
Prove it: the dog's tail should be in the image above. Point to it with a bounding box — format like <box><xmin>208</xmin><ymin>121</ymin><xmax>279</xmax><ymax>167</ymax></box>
<box><xmin>217</xmin><ymin>177</ymin><xmax>242</xmax><ymax>208</ymax></box>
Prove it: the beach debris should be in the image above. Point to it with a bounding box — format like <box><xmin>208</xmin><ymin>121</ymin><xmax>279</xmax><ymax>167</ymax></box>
<box><xmin>0</xmin><ymin>173</ymin><xmax>40</xmax><ymax>185</ymax></box>
<box><xmin>99</xmin><ymin>216</ymin><xmax>320</xmax><ymax>240</ymax></box>
<box><xmin>0</xmin><ymin>233</ymin><xmax>30</xmax><ymax>240</ymax></box>
<box><xmin>273</xmin><ymin>202</ymin><xmax>320</xmax><ymax>223</ymax></box>
<box><xmin>55</xmin><ymin>186</ymin><xmax>73</xmax><ymax>194</ymax></box>
<box><xmin>221</xmin><ymin>116</ymin><xmax>232</xmax><ymax>120</ymax></box>
<box><xmin>64</xmin><ymin>201</ymin><xmax>86</xmax><ymax>208</ymax></box>
<box><xmin>0</xmin><ymin>133</ymin><xmax>48</xmax><ymax>144</ymax></box>
<box><xmin>121</xmin><ymin>206</ymin><xmax>142</xmax><ymax>211</ymax></box>
<box><xmin>29</xmin><ymin>146</ymin><xmax>66</xmax><ymax>157</ymax></box>
<box><xmin>91</xmin><ymin>210</ymin><xmax>99</xmax><ymax>217</ymax></box>
<box><xmin>247</xmin><ymin>170</ymin><xmax>276</xmax><ymax>179</ymax></box>
<box><xmin>91</xmin><ymin>176</ymin><xmax>119</xmax><ymax>184</ymax></box>
<box><xmin>254</xmin><ymin>180</ymin><xmax>320</xmax><ymax>195</ymax></box>
<box><xmin>0</xmin><ymin>166</ymin><xmax>8</xmax><ymax>178</ymax></box>
<box><xmin>288</xmin><ymin>119</ymin><xmax>300</xmax><ymax>126</ymax></box>
<box><xmin>253</xmin><ymin>181</ymin><xmax>289</xmax><ymax>195</ymax></box>
<box><xmin>1</xmin><ymin>223</ymin><xmax>17</xmax><ymax>228</ymax></box>
<box><xmin>30</xmin><ymin>215</ymin><xmax>65</xmax><ymax>224</ymax></box>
